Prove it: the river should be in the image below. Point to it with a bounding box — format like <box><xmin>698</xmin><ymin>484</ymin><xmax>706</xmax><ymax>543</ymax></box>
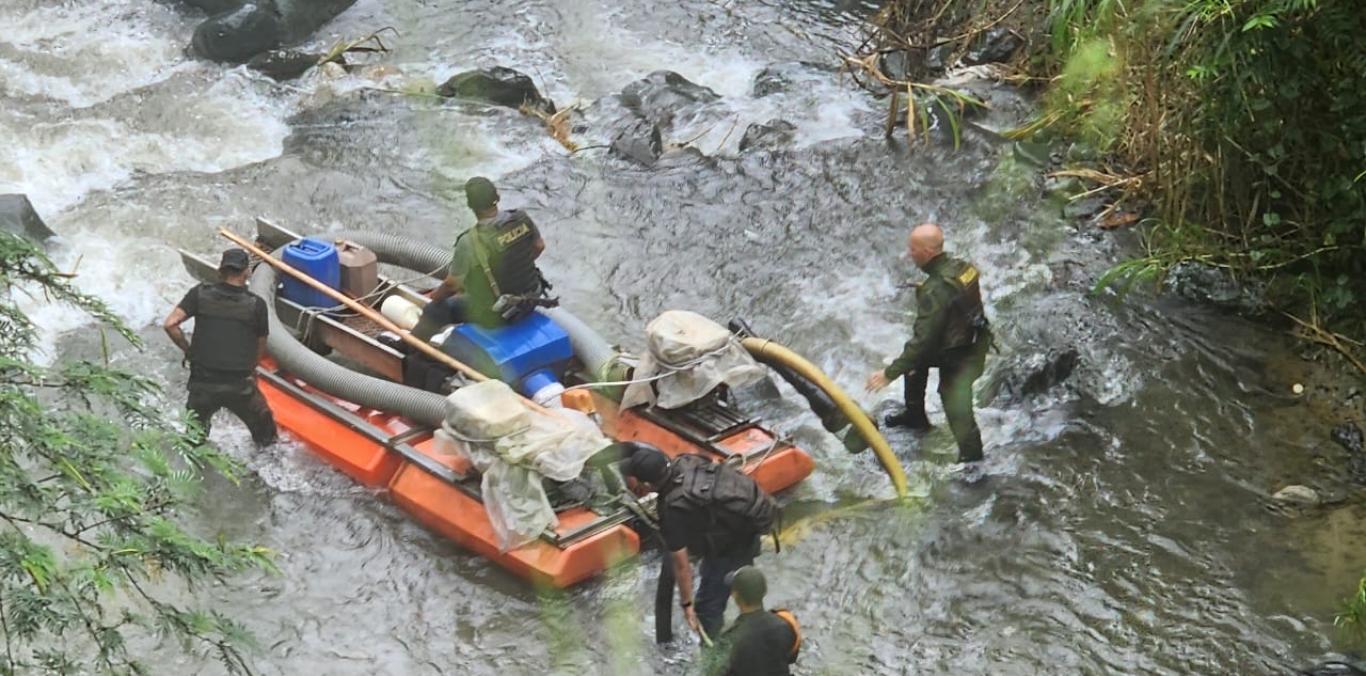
<box><xmin>2</xmin><ymin>0</ymin><xmax>1362</xmax><ymax>673</ymax></box>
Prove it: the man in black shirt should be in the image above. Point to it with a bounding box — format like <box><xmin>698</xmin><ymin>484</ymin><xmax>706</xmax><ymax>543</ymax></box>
<box><xmin>621</xmin><ymin>446</ymin><xmax>769</xmax><ymax>641</ymax></box>
<box><xmin>163</xmin><ymin>248</ymin><xmax>276</xmax><ymax>446</ymax></box>
<box><xmin>712</xmin><ymin>566</ymin><xmax>799</xmax><ymax>676</ymax></box>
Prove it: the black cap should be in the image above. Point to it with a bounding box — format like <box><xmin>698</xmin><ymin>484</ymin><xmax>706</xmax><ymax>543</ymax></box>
<box><xmin>465</xmin><ymin>177</ymin><xmax>499</xmax><ymax>212</ymax></box>
<box><xmin>619</xmin><ymin>444</ymin><xmax>670</xmax><ymax>484</ymax></box>
<box><xmin>726</xmin><ymin>566</ymin><xmax>767</xmax><ymax>605</ymax></box>
<box><xmin>219</xmin><ymin>248</ymin><xmax>249</xmax><ymax>272</ymax></box>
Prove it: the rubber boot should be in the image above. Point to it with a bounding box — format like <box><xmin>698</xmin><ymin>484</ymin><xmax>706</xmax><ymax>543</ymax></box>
<box><xmin>885</xmin><ymin>369</ymin><xmax>932</xmax><ymax>431</ymax></box>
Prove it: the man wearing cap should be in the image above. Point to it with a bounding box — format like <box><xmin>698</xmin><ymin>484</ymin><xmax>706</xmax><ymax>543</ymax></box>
<box><xmin>163</xmin><ymin>248</ymin><xmax>276</xmax><ymax>446</ymax></box>
<box><xmin>709</xmin><ymin>566</ymin><xmax>800</xmax><ymax>676</ymax></box>
<box><xmin>411</xmin><ymin>177</ymin><xmax>548</xmax><ymax>340</ymax></box>
<box><xmin>620</xmin><ymin>446</ymin><xmax>768</xmax><ymax>641</ymax></box>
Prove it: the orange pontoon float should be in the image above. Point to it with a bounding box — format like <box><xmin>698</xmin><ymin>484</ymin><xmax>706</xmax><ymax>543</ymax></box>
<box><xmin>180</xmin><ymin>219</ymin><xmax>886</xmax><ymax>588</ymax></box>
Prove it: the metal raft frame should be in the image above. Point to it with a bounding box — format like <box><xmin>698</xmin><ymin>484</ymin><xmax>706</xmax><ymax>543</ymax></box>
<box><xmin>179</xmin><ymin>219</ymin><xmax>639</xmax><ymax>550</ymax></box>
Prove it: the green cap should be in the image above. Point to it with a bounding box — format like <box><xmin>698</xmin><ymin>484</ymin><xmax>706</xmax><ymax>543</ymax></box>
<box><xmin>727</xmin><ymin>565</ymin><xmax>767</xmax><ymax>605</ymax></box>
<box><xmin>465</xmin><ymin>177</ymin><xmax>499</xmax><ymax>211</ymax></box>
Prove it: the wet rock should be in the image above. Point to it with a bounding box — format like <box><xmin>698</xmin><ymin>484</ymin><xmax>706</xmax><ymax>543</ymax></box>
<box><xmin>1272</xmin><ymin>485</ymin><xmax>1321</xmax><ymax>505</ymax></box>
<box><xmin>620</xmin><ymin>70</ymin><xmax>719</xmax><ymax>127</ymax></box>
<box><xmin>926</xmin><ymin>44</ymin><xmax>953</xmax><ymax>72</ymax></box>
<box><xmin>1063</xmin><ymin>196</ymin><xmax>1108</xmax><ymax>221</ymax></box>
<box><xmin>1332</xmin><ymin>422</ymin><xmax>1363</xmax><ymax>455</ymax></box>
<box><xmin>752</xmin><ymin>61</ymin><xmax>833</xmax><ymax>97</ymax></box>
<box><xmin>738</xmin><ymin>120</ymin><xmax>797</xmax><ymax>153</ymax></box>
<box><xmin>247</xmin><ymin>49</ymin><xmax>321</xmax><ymax>81</ymax></box>
<box><xmin>191</xmin><ymin>0</ymin><xmax>357</xmax><ymax>63</ymax></box>
<box><xmin>1165</xmin><ymin>261</ymin><xmax>1268</xmax><ymax>316</ymax></box>
<box><xmin>437</xmin><ymin>67</ymin><xmax>555</xmax><ymax>114</ymax></box>
<box><xmin>1297</xmin><ymin>660</ymin><xmax>1366</xmax><ymax>676</ymax></box>
<box><xmin>964</xmin><ymin>28</ymin><xmax>1025</xmax><ymax>66</ymax></box>
<box><xmin>879</xmin><ymin>48</ymin><xmax>948</xmax><ymax>81</ymax></box>
<box><xmin>984</xmin><ymin>348</ymin><xmax>1081</xmax><ymax>403</ymax></box>
<box><xmin>0</xmin><ymin>194</ymin><xmax>55</xmax><ymax>242</ymax></box>
<box><xmin>609</xmin><ymin>120</ymin><xmax>663</xmax><ymax>166</ymax></box>
<box><xmin>175</xmin><ymin>0</ymin><xmax>241</xmax><ymax>13</ymax></box>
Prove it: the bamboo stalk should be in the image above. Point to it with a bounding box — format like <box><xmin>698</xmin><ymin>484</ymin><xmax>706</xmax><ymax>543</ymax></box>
<box><xmin>218</xmin><ymin>228</ymin><xmax>553</xmax><ymax>414</ymax></box>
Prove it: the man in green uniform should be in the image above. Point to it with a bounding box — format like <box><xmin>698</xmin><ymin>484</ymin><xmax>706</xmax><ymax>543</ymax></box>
<box><xmin>412</xmin><ymin>177</ymin><xmax>548</xmax><ymax>340</ymax></box>
<box><xmin>866</xmin><ymin>223</ymin><xmax>990</xmax><ymax>463</ymax></box>
<box><xmin>163</xmin><ymin>248</ymin><xmax>276</xmax><ymax>446</ymax></box>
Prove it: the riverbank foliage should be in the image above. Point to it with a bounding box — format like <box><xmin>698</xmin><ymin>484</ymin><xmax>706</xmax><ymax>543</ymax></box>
<box><xmin>0</xmin><ymin>233</ymin><xmax>270</xmax><ymax>674</ymax></box>
<box><xmin>861</xmin><ymin>0</ymin><xmax>1366</xmax><ymax>364</ymax></box>
<box><xmin>1040</xmin><ymin>0</ymin><xmax>1365</xmax><ymax>356</ymax></box>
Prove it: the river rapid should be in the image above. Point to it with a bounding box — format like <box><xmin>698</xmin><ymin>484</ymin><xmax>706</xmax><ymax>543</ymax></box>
<box><xmin>3</xmin><ymin>0</ymin><xmax>1363</xmax><ymax>673</ymax></box>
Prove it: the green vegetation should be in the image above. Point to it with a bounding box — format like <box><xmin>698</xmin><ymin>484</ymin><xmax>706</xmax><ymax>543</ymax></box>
<box><xmin>0</xmin><ymin>233</ymin><xmax>270</xmax><ymax>674</ymax></box>
<box><xmin>1036</xmin><ymin>0</ymin><xmax>1366</xmax><ymax>360</ymax></box>
<box><xmin>1338</xmin><ymin>572</ymin><xmax>1366</xmax><ymax>644</ymax></box>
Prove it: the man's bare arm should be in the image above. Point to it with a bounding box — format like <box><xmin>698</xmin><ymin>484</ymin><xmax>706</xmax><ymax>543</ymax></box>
<box><xmin>163</xmin><ymin>306</ymin><xmax>191</xmax><ymax>356</ymax></box>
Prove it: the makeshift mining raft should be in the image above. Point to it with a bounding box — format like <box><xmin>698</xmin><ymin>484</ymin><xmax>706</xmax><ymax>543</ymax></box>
<box><xmin>179</xmin><ymin>218</ymin><xmax>903</xmax><ymax>588</ymax></box>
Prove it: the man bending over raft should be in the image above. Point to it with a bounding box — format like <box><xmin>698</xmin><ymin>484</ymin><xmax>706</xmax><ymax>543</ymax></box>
<box><xmin>411</xmin><ymin>177</ymin><xmax>552</xmax><ymax>340</ymax></box>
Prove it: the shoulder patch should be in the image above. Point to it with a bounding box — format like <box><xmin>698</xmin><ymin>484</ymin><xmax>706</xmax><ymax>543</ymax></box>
<box><xmin>957</xmin><ymin>265</ymin><xmax>979</xmax><ymax>286</ymax></box>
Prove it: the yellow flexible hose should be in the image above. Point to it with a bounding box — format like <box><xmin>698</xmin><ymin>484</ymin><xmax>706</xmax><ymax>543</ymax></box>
<box><xmin>740</xmin><ymin>337</ymin><xmax>909</xmax><ymax>498</ymax></box>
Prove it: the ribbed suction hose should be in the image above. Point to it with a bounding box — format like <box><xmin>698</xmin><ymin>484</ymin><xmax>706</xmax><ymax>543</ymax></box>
<box><xmin>249</xmin><ymin>231</ymin><xmax>618</xmax><ymax>427</ymax></box>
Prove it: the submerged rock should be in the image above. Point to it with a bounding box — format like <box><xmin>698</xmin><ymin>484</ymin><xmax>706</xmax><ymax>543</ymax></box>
<box><xmin>1331</xmin><ymin>422</ymin><xmax>1363</xmax><ymax>455</ymax></box>
<box><xmin>738</xmin><ymin>120</ymin><xmax>797</xmax><ymax>153</ymax></box>
<box><xmin>247</xmin><ymin>49</ymin><xmax>322</xmax><ymax>81</ymax></box>
<box><xmin>175</xmin><ymin>0</ymin><xmax>241</xmax><ymax>13</ymax></box>
<box><xmin>190</xmin><ymin>0</ymin><xmax>358</xmax><ymax>63</ymax></box>
<box><xmin>1272</xmin><ymin>485</ymin><xmax>1321</xmax><ymax>505</ymax></box>
<box><xmin>437</xmin><ymin>67</ymin><xmax>555</xmax><ymax>114</ymax></box>
<box><xmin>1165</xmin><ymin>261</ymin><xmax>1268</xmax><ymax>316</ymax></box>
<box><xmin>620</xmin><ymin>70</ymin><xmax>719</xmax><ymax>127</ymax></box>
<box><xmin>751</xmin><ymin>61</ymin><xmax>833</xmax><ymax>97</ymax></box>
<box><xmin>984</xmin><ymin>348</ymin><xmax>1081</xmax><ymax>404</ymax></box>
<box><xmin>0</xmin><ymin>194</ymin><xmax>55</xmax><ymax>242</ymax></box>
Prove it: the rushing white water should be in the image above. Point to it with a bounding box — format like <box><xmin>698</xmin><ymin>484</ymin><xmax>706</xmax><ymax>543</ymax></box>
<box><xmin>5</xmin><ymin>1</ymin><xmax>1359</xmax><ymax>674</ymax></box>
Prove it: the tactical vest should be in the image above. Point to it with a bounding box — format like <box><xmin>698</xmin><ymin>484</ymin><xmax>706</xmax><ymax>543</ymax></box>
<box><xmin>189</xmin><ymin>283</ymin><xmax>259</xmax><ymax>378</ymax></box>
<box><xmin>933</xmin><ymin>256</ymin><xmax>988</xmax><ymax>352</ymax></box>
<box><xmin>470</xmin><ymin>210</ymin><xmax>542</xmax><ymax>298</ymax></box>
<box><xmin>662</xmin><ymin>454</ymin><xmax>777</xmax><ymax>556</ymax></box>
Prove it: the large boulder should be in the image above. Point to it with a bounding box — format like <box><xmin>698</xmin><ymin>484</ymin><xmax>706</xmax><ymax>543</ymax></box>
<box><xmin>437</xmin><ymin>67</ymin><xmax>555</xmax><ymax>113</ymax></box>
<box><xmin>190</xmin><ymin>0</ymin><xmax>357</xmax><ymax>63</ymax></box>
<box><xmin>0</xmin><ymin>195</ymin><xmax>55</xmax><ymax>242</ymax></box>
<box><xmin>619</xmin><ymin>71</ymin><xmax>719</xmax><ymax>127</ymax></box>
<box><xmin>247</xmin><ymin>49</ymin><xmax>322</xmax><ymax>81</ymax></box>
<box><xmin>738</xmin><ymin>119</ymin><xmax>797</xmax><ymax>153</ymax></box>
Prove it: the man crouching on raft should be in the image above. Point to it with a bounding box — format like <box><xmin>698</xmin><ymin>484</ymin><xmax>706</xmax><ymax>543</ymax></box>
<box><xmin>866</xmin><ymin>223</ymin><xmax>991</xmax><ymax>464</ymax></box>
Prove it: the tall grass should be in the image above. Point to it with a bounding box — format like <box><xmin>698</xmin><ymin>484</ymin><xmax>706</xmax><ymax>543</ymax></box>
<box><xmin>1036</xmin><ymin>0</ymin><xmax>1365</xmax><ymax>338</ymax></box>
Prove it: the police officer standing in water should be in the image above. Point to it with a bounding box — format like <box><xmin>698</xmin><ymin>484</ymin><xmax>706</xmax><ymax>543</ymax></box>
<box><xmin>163</xmin><ymin>248</ymin><xmax>276</xmax><ymax>446</ymax></box>
<box><xmin>411</xmin><ymin>177</ymin><xmax>551</xmax><ymax>340</ymax></box>
<box><xmin>866</xmin><ymin>223</ymin><xmax>991</xmax><ymax>464</ymax></box>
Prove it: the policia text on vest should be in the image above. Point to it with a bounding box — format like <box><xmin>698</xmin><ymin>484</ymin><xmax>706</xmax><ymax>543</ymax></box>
<box><xmin>162</xmin><ymin>248</ymin><xmax>277</xmax><ymax>446</ymax></box>
<box><xmin>411</xmin><ymin>176</ymin><xmax>550</xmax><ymax>341</ymax></box>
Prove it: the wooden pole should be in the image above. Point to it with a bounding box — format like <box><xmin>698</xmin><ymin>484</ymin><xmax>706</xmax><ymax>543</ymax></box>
<box><xmin>218</xmin><ymin>228</ymin><xmax>553</xmax><ymax>414</ymax></box>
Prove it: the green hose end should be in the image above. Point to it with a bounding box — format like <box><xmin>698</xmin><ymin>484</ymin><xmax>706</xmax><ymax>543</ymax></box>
<box><xmin>842</xmin><ymin>428</ymin><xmax>870</xmax><ymax>454</ymax></box>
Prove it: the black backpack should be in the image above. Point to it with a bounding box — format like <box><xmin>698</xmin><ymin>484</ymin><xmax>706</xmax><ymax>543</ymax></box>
<box><xmin>664</xmin><ymin>454</ymin><xmax>777</xmax><ymax>554</ymax></box>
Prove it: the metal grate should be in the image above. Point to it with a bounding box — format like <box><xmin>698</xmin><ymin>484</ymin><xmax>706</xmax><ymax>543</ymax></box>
<box><xmin>658</xmin><ymin>393</ymin><xmax>751</xmax><ymax>441</ymax></box>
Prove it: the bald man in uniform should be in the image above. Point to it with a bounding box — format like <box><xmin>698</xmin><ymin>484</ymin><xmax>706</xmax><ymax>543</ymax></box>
<box><xmin>866</xmin><ymin>223</ymin><xmax>991</xmax><ymax>463</ymax></box>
